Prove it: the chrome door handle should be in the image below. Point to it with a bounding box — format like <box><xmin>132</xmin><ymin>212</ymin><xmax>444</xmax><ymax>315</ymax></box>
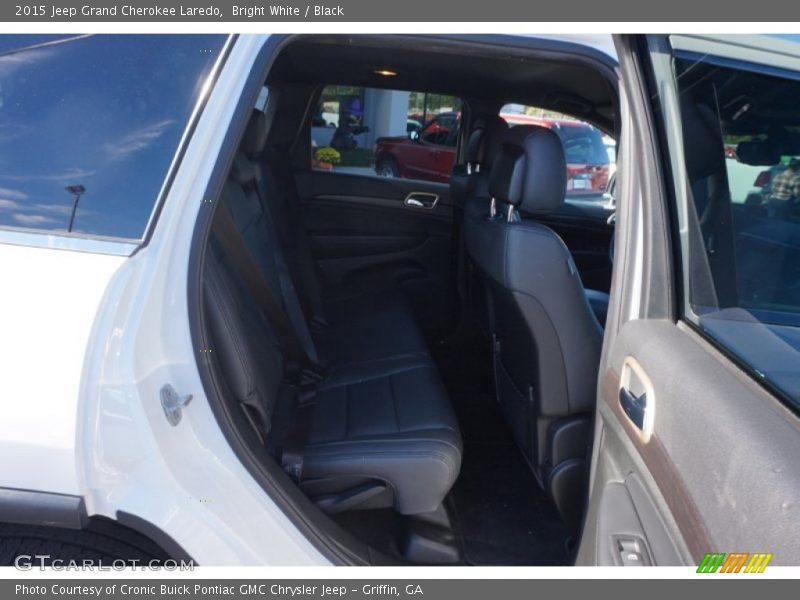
<box><xmin>618</xmin><ymin>356</ymin><xmax>656</xmax><ymax>442</ymax></box>
<box><xmin>404</xmin><ymin>192</ymin><xmax>438</xmax><ymax>209</ymax></box>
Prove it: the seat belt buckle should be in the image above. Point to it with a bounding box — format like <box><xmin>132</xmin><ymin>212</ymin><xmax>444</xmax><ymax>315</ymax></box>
<box><xmin>285</xmin><ymin>360</ymin><xmax>327</xmax><ymax>387</ymax></box>
<box><xmin>300</xmin><ymin>364</ymin><xmax>327</xmax><ymax>386</ymax></box>
<box><xmin>281</xmin><ymin>453</ymin><xmax>303</xmax><ymax>481</ymax></box>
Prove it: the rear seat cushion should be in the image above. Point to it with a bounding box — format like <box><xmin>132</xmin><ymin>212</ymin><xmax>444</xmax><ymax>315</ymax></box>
<box><xmin>302</xmin><ymin>361</ymin><xmax>462</xmax><ymax>515</ymax></box>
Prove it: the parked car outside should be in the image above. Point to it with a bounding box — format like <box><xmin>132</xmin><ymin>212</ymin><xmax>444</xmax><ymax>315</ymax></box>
<box><xmin>374</xmin><ymin>111</ymin><xmax>460</xmax><ymax>182</ymax></box>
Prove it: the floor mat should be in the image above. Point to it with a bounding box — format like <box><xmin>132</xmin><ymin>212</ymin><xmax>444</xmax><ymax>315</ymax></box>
<box><xmin>448</xmin><ymin>442</ymin><xmax>571</xmax><ymax>565</ymax></box>
<box><xmin>433</xmin><ymin>339</ymin><xmax>572</xmax><ymax>566</ymax></box>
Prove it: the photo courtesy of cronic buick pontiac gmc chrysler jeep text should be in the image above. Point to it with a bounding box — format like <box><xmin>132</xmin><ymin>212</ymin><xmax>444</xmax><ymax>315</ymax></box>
<box><xmin>1</xmin><ymin>33</ymin><xmax>800</xmax><ymax>566</ymax></box>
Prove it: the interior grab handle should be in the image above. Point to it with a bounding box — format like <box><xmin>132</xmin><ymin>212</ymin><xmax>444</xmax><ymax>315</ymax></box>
<box><xmin>619</xmin><ymin>388</ymin><xmax>646</xmax><ymax>430</ymax></box>
<box><xmin>618</xmin><ymin>356</ymin><xmax>656</xmax><ymax>442</ymax></box>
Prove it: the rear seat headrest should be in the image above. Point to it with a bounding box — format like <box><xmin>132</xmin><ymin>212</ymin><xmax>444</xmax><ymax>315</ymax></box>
<box><xmin>450</xmin><ymin>116</ymin><xmax>509</xmax><ymax>209</ymax></box>
<box><xmin>480</xmin><ymin>116</ymin><xmax>510</xmax><ymax>168</ymax></box>
<box><xmin>489</xmin><ymin>125</ymin><xmax>566</xmax><ymax>216</ymax></box>
<box><xmin>241</xmin><ymin>109</ymin><xmax>268</xmax><ymax>158</ymax></box>
<box><xmin>465</xmin><ymin>115</ymin><xmax>509</xmax><ymax>167</ymax></box>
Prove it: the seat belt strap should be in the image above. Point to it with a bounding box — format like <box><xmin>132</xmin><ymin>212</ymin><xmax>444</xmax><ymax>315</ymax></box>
<box><xmin>248</xmin><ymin>176</ymin><xmax>320</xmax><ymax>364</ymax></box>
<box><xmin>266</xmin><ymin>149</ymin><xmax>328</xmax><ymax>324</ymax></box>
<box><xmin>212</xmin><ymin>203</ymin><xmax>318</xmax><ymax>370</ymax></box>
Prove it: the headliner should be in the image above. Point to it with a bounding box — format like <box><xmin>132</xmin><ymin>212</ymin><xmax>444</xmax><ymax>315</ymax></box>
<box><xmin>267</xmin><ymin>35</ymin><xmax>618</xmax><ymax>130</ymax></box>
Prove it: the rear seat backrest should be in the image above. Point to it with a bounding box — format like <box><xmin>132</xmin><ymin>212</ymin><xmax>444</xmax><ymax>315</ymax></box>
<box><xmin>224</xmin><ymin>132</ymin><xmax>321</xmax><ymax>367</ymax></box>
<box><xmin>225</xmin><ymin>157</ymin><xmax>283</xmax><ymax>295</ymax></box>
<box><xmin>204</xmin><ymin>240</ymin><xmax>284</xmax><ymax>437</ymax></box>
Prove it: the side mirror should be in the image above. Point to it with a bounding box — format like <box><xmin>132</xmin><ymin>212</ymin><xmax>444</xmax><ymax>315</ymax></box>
<box><xmin>409</xmin><ymin>130</ymin><xmax>420</xmax><ymax>142</ymax></box>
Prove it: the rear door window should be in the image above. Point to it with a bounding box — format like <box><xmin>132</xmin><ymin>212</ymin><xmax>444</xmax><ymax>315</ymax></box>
<box><xmin>671</xmin><ymin>52</ymin><xmax>800</xmax><ymax>409</ymax></box>
<box><xmin>311</xmin><ymin>85</ymin><xmax>461</xmax><ymax>184</ymax></box>
<box><xmin>0</xmin><ymin>34</ymin><xmax>226</xmax><ymax>240</ymax></box>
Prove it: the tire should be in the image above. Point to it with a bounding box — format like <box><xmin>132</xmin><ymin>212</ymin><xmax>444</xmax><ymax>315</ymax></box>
<box><xmin>0</xmin><ymin>519</ymin><xmax>172</xmax><ymax>566</ymax></box>
<box><xmin>376</xmin><ymin>158</ymin><xmax>400</xmax><ymax>178</ymax></box>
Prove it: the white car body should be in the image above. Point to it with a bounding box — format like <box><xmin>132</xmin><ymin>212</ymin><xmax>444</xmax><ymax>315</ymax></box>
<box><xmin>4</xmin><ymin>32</ymin><xmax>608</xmax><ymax>567</ymax></box>
<box><xmin>7</xmin><ymin>30</ymin><xmax>800</xmax><ymax>566</ymax></box>
<box><xmin>0</xmin><ymin>34</ymin><xmax>328</xmax><ymax>565</ymax></box>
<box><xmin>16</xmin><ymin>33</ymin><xmax>797</xmax><ymax>567</ymax></box>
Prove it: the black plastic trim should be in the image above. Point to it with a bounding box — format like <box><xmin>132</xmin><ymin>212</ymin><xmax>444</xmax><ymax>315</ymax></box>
<box><xmin>116</xmin><ymin>511</ymin><xmax>196</xmax><ymax>564</ymax></box>
<box><xmin>0</xmin><ymin>487</ymin><xmax>87</xmax><ymax>530</ymax></box>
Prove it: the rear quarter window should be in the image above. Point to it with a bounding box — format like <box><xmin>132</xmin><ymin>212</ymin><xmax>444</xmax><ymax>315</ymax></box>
<box><xmin>0</xmin><ymin>34</ymin><xmax>226</xmax><ymax>241</ymax></box>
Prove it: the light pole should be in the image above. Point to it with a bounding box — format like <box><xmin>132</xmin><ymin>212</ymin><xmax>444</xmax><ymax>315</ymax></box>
<box><xmin>65</xmin><ymin>184</ymin><xmax>85</xmax><ymax>233</ymax></box>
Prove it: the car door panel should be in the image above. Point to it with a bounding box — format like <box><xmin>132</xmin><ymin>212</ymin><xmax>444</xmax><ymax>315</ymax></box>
<box><xmin>580</xmin><ymin>34</ymin><xmax>800</xmax><ymax>567</ymax></box>
<box><xmin>294</xmin><ymin>170</ymin><xmax>456</xmax><ymax>339</ymax></box>
<box><xmin>591</xmin><ymin>319</ymin><xmax>800</xmax><ymax>563</ymax></box>
<box><xmin>592</xmin><ymin>474</ymin><xmax>683</xmax><ymax>567</ymax></box>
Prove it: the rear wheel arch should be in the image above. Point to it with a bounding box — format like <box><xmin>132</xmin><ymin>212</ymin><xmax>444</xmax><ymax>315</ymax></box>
<box><xmin>0</xmin><ymin>514</ymin><xmax>187</xmax><ymax>566</ymax></box>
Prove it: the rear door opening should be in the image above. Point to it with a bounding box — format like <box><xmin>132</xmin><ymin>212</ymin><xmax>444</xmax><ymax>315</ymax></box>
<box><xmin>189</xmin><ymin>34</ymin><xmax>619</xmax><ymax>565</ymax></box>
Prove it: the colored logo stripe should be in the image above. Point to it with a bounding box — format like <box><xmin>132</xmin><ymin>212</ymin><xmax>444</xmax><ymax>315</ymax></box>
<box><xmin>697</xmin><ymin>553</ymin><xmax>726</xmax><ymax>573</ymax></box>
<box><xmin>744</xmin><ymin>553</ymin><xmax>773</xmax><ymax>573</ymax></box>
<box><xmin>720</xmin><ymin>553</ymin><xmax>749</xmax><ymax>573</ymax></box>
<box><xmin>697</xmin><ymin>552</ymin><xmax>773</xmax><ymax>573</ymax></box>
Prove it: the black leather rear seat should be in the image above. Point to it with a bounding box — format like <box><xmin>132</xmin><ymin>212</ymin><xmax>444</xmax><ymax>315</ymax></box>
<box><xmin>202</xmin><ymin>111</ymin><xmax>462</xmax><ymax>516</ymax></box>
<box><xmin>241</xmin><ymin>111</ymin><xmax>432</xmax><ymax>367</ymax></box>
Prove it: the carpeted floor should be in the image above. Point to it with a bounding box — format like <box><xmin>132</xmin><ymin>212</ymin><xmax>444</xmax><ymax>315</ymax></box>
<box><xmin>333</xmin><ymin>337</ymin><xmax>571</xmax><ymax>565</ymax></box>
<box><xmin>433</xmin><ymin>339</ymin><xmax>571</xmax><ymax>566</ymax></box>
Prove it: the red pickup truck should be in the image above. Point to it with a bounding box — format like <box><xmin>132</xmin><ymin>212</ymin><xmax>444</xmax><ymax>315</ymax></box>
<box><xmin>374</xmin><ymin>112</ymin><xmax>612</xmax><ymax>195</ymax></box>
